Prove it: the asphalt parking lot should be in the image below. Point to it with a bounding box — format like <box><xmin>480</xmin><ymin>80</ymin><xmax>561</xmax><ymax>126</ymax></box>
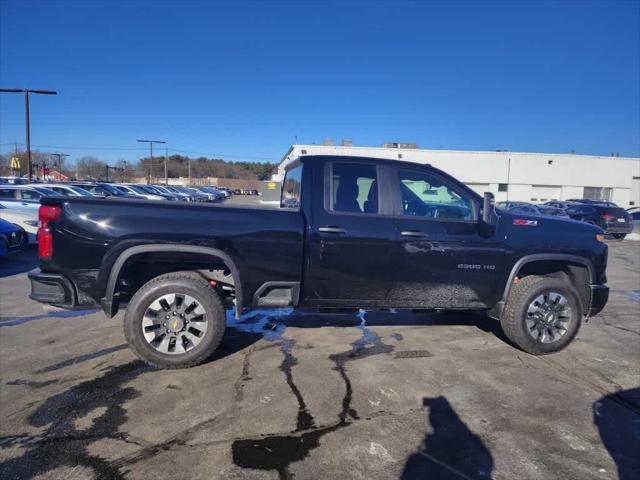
<box><xmin>0</xmin><ymin>240</ymin><xmax>638</xmax><ymax>480</ymax></box>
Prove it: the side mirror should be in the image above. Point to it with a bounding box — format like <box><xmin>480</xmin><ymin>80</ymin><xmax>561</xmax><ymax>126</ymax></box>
<box><xmin>482</xmin><ymin>192</ymin><xmax>498</xmax><ymax>226</ymax></box>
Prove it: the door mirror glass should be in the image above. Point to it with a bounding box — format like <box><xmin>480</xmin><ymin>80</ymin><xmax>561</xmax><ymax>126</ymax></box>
<box><xmin>482</xmin><ymin>192</ymin><xmax>498</xmax><ymax>226</ymax></box>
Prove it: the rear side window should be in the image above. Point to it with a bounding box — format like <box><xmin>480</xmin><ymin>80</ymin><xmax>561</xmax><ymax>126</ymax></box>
<box><xmin>330</xmin><ymin>163</ymin><xmax>378</xmax><ymax>214</ymax></box>
<box><xmin>281</xmin><ymin>164</ymin><xmax>303</xmax><ymax>209</ymax></box>
<box><xmin>0</xmin><ymin>188</ymin><xmax>17</xmax><ymax>199</ymax></box>
<box><xmin>19</xmin><ymin>189</ymin><xmax>42</xmax><ymax>200</ymax></box>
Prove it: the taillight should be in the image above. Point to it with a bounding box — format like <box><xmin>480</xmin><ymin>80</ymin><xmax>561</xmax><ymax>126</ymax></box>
<box><xmin>38</xmin><ymin>205</ymin><xmax>61</xmax><ymax>259</ymax></box>
<box><xmin>600</xmin><ymin>214</ymin><xmax>612</xmax><ymax>220</ymax></box>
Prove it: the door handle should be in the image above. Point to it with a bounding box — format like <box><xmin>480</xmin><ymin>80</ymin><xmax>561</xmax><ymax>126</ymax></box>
<box><xmin>401</xmin><ymin>230</ymin><xmax>426</xmax><ymax>238</ymax></box>
<box><xmin>318</xmin><ymin>226</ymin><xmax>346</xmax><ymax>234</ymax></box>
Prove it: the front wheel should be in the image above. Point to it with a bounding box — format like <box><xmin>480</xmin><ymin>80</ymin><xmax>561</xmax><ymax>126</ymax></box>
<box><xmin>124</xmin><ymin>272</ymin><xmax>226</xmax><ymax>369</ymax></box>
<box><xmin>500</xmin><ymin>275</ymin><xmax>582</xmax><ymax>355</ymax></box>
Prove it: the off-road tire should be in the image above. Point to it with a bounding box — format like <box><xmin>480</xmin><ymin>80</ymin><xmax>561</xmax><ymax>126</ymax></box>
<box><xmin>124</xmin><ymin>272</ymin><xmax>226</xmax><ymax>369</ymax></box>
<box><xmin>501</xmin><ymin>275</ymin><xmax>582</xmax><ymax>355</ymax></box>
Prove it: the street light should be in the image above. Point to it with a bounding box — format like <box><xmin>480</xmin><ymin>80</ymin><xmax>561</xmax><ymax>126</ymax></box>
<box><xmin>0</xmin><ymin>88</ymin><xmax>57</xmax><ymax>183</ymax></box>
<box><xmin>136</xmin><ymin>139</ymin><xmax>166</xmax><ymax>184</ymax></box>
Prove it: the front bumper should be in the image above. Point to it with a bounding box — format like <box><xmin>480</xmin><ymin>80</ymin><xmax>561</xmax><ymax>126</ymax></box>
<box><xmin>28</xmin><ymin>269</ymin><xmax>77</xmax><ymax>307</ymax></box>
<box><xmin>588</xmin><ymin>284</ymin><xmax>609</xmax><ymax>317</ymax></box>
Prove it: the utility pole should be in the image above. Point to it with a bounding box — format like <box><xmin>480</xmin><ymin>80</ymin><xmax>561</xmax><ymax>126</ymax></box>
<box><xmin>164</xmin><ymin>147</ymin><xmax>168</xmax><ymax>185</ymax></box>
<box><xmin>0</xmin><ymin>88</ymin><xmax>57</xmax><ymax>183</ymax></box>
<box><xmin>136</xmin><ymin>139</ymin><xmax>166</xmax><ymax>184</ymax></box>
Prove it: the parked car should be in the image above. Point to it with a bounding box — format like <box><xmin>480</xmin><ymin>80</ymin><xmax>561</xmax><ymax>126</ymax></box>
<box><xmin>542</xmin><ymin>201</ymin><xmax>578</xmax><ymax>210</ymax></box>
<box><xmin>0</xmin><ymin>185</ymin><xmax>59</xmax><ymax>205</ymax></box>
<box><xmin>0</xmin><ymin>203</ymin><xmax>38</xmax><ymax>244</ymax></box>
<box><xmin>536</xmin><ymin>205</ymin><xmax>570</xmax><ymax>218</ymax></box>
<box><xmin>30</xmin><ymin>155</ymin><xmax>610</xmax><ymax>369</ymax></box>
<box><xmin>70</xmin><ymin>182</ymin><xmax>140</xmax><ymax>199</ymax></box>
<box><xmin>172</xmin><ymin>185</ymin><xmax>208</xmax><ymax>202</ymax></box>
<box><xmin>45</xmin><ymin>183</ymin><xmax>95</xmax><ymax>197</ymax></box>
<box><xmin>140</xmin><ymin>185</ymin><xmax>181</xmax><ymax>201</ymax></box>
<box><xmin>118</xmin><ymin>184</ymin><xmax>168</xmax><ymax>201</ymax></box>
<box><xmin>0</xmin><ymin>217</ymin><xmax>26</xmax><ymax>256</ymax></box>
<box><xmin>0</xmin><ymin>176</ymin><xmax>30</xmax><ymax>185</ymax></box>
<box><xmin>156</xmin><ymin>185</ymin><xmax>194</xmax><ymax>202</ymax></box>
<box><xmin>191</xmin><ymin>186</ymin><xmax>224</xmax><ymax>201</ymax></box>
<box><xmin>496</xmin><ymin>201</ymin><xmax>540</xmax><ymax>215</ymax></box>
<box><xmin>498</xmin><ymin>201</ymin><xmax>569</xmax><ymax>219</ymax></box>
<box><xmin>566</xmin><ymin>199</ymin><xmax>619</xmax><ymax>207</ymax></box>
<box><xmin>564</xmin><ymin>203</ymin><xmax>632</xmax><ymax>239</ymax></box>
<box><xmin>627</xmin><ymin>207</ymin><xmax>640</xmax><ymax>234</ymax></box>
<box><xmin>214</xmin><ymin>187</ymin><xmax>232</xmax><ymax>198</ymax></box>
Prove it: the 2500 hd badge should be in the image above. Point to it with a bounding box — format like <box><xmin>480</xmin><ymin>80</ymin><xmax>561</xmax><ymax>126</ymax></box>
<box><xmin>458</xmin><ymin>263</ymin><xmax>496</xmax><ymax>270</ymax></box>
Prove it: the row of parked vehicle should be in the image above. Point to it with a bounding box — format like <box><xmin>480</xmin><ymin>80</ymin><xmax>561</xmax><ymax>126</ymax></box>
<box><xmin>0</xmin><ymin>181</ymin><xmax>235</xmax><ymax>255</ymax></box>
<box><xmin>496</xmin><ymin>199</ymin><xmax>639</xmax><ymax>239</ymax></box>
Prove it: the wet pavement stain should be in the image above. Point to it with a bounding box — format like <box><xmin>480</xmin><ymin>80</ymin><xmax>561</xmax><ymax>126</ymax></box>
<box><xmin>232</xmin><ymin>310</ymin><xmax>394</xmax><ymax>480</ymax></box>
<box><xmin>0</xmin><ymin>360</ymin><xmax>151</xmax><ymax>480</ymax></box>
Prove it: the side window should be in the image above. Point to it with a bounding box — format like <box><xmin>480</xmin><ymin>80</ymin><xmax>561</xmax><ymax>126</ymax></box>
<box><xmin>281</xmin><ymin>164</ymin><xmax>303</xmax><ymax>209</ymax></box>
<box><xmin>0</xmin><ymin>188</ymin><xmax>17</xmax><ymax>199</ymax></box>
<box><xmin>331</xmin><ymin>163</ymin><xmax>377</xmax><ymax>214</ymax></box>
<box><xmin>52</xmin><ymin>187</ymin><xmax>71</xmax><ymax>196</ymax></box>
<box><xmin>19</xmin><ymin>189</ymin><xmax>42</xmax><ymax>200</ymax></box>
<box><xmin>398</xmin><ymin>168</ymin><xmax>473</xmax><ymax>221</ymax></box>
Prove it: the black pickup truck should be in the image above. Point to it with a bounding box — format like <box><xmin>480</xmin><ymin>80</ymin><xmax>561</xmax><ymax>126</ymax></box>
<box><xmin>29</xmin><ymin>155</ymin><xmax>609</xmax><ymax>368</ymax></box>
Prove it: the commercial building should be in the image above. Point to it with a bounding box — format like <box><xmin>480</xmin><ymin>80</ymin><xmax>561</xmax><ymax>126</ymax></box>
<box><xmin>277</xmin><ymin>144</ymin><xmax>640</xmax><ymax>207</ymax></box>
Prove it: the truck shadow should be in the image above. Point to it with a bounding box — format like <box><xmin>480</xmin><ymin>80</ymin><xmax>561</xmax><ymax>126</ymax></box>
<box><xmin>218</xmin><ymin>309</ymin><xmax>507</xmax><ymax>365</ymax></box>
<box><xmin>401</xmin><ymin>396</ymin><xmax>494</xmax><ymax>480</ymax></box>
<box><xmin>593</xmin><ymin>387</ymin><xmax>640</xmax><ymax>480</ymax></box>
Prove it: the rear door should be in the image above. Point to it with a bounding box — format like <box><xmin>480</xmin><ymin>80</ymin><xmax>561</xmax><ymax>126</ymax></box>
<box><xmin>303</xmin><ymin>159</ymin><xmax>397</xmax><ymax>307</ymax></box>
<box><xmin>390</xmin><ymin>165</ymin><xmax>506</xmax><ymax>309</ymax></box>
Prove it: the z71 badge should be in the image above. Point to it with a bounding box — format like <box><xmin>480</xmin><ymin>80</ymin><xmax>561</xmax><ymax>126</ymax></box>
<box><xmin>513</xmin><ymin>219</ymin><xmax>538</xmax><ymax>226</ymax></box>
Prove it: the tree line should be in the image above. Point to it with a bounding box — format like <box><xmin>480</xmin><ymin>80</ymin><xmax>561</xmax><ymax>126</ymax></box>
<box><xmin>0</xmin><ymin>150</ymin><xmax>278</xmax><ymax>182</ymax></box>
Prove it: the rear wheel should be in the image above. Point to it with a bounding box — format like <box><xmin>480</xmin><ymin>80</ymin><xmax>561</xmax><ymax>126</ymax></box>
<box><xmin>124</xmin><ymin>272</ymin><xmax>226</xmax><ymax>369</ymax></box>
<box><xmin>501</xmin><ymin>275</ymin><xmax>582</xmax><ymax>355</ymax></box>
<box><xmin>612</xmin><ymin>233</ymin><xmax>626</xmax><ymax>240</ymax></box>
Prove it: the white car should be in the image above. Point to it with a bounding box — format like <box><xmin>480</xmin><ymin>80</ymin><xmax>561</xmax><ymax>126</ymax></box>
<box><xmin>0</xmin><ymin>203</ymin><xmax>38</xmax><ymax>244</ymax></box>
<box><xmin>45</xmin><ymin>183</ymin><xmax>95</xmax><ymax>197</ymax></box>
<box><xmin>119</xmin><ymin>184</ymin><xmax>167</xmax><ymax>201</ymax></box>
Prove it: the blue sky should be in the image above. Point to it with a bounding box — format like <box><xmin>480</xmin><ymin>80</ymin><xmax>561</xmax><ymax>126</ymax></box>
<box><xmin>1</xmin><ymin>0</ymin><xmax>639</xmax><ymax>165</ymax></box>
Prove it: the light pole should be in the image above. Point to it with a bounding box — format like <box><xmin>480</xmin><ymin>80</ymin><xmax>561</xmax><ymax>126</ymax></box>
<box><xmin>136</xmin><ymin>139</ymin><xmax>166</xmax><ymax>184</ymax></box>
<box><xmin>0</xmin><ymin>88</ymin><xmax>57</xmax><ymax>183</ymax></box>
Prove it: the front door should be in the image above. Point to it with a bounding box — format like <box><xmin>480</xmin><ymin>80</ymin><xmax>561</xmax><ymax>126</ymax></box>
<box><xmin>390</xmin><ymin>166</ymin><xmax>506</xmax><ymax>309</ymax></box>
<box><xmin>303</xmin><ymin>160</ymin><xmax>397</xmax><ymax>307</ymax></box>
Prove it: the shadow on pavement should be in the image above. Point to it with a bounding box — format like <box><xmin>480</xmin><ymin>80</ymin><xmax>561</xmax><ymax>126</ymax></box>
<box><xmin>593</xmin><ymin>387</ymin><xmax>640</xmax><ymax>480</ymax></box>
<box><xmin>0</xmin><ymin>246</ymin><xmax>38</xmax><ymax>278</ymax></box>
<box><xmin>401</xmin><ymin>396</ymin><xmax>494</xmax><ymax>480</ymax></box>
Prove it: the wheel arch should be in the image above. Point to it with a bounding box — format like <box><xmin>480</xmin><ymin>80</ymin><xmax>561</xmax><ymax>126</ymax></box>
<box><xmin>102</xmin><ymin>244</ymin><xmax>243</xmax><ymax>319</ymax></box>
<box><xmin>490</xmin><ymin>254</ymin><xmax>594</xmax><ymax>320</ymax></box>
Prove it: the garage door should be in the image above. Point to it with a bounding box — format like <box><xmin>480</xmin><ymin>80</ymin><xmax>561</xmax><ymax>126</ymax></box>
<box><xmin>530</xmin><ymin>185</ymin><xmax>561</xmax><ymax>202</ymax></box>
